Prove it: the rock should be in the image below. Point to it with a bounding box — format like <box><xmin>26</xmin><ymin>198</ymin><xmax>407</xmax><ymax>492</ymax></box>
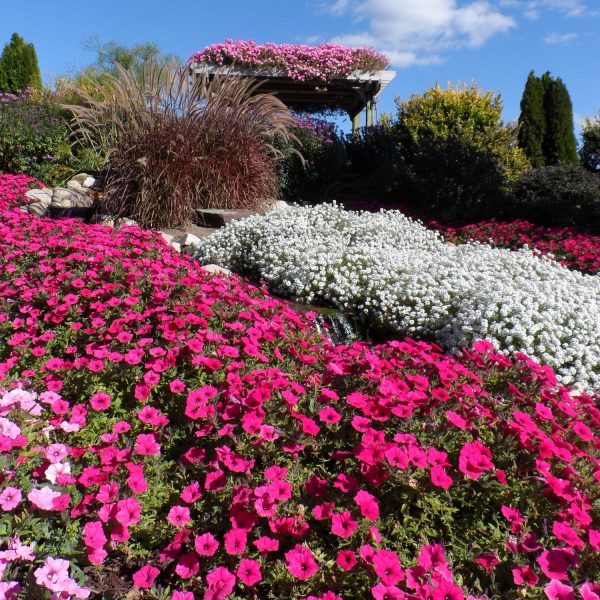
<box><xmin>175</xmin><ymin>233</ymin><xmax>202</xmax><ymax>247</ymax></box>
<box><xmin>67</xmin><ymin>180</ymin><xmax>89</xmax><ymax>195</ymax></box>
<box><xmin>82</xmin><ymin>176</ymin><xmax>96</xmax><ymax>188</ymax></box>
<box><xmin>52</xmin><ymin>188</ymin><xmax>93</xmax><ymax>208</ymax></box>
<box><xmin>70</xmin><ymin>173</ymin><xmax>90</xmax><ymax>185</ymax></box>
<box><xmin>196</xmin><ymin>208</ymin><xmax>258</xmax><ymax>228</ymax></box>
<box><xmin>202</xmin><ymin>264</ymin><xmax>232</xmax><ymax>276</ymax></box>
<box><xmin>25</xmin><ymin>188</ymin><xmax>52</xmax><ymax>204</ymax></box>
<box><xmin>269</xmin><ymin>200</ymin><xmax>290</xmax><ymax>212</ymax></box>
<box><xmin>116</xmin><ymin>218</ymin><xmax>138</xmax><ymax>227</ymax></box>
<box><xmin>52</xmin><ymin>188</ymin><xmax>72</xmax><ymax>200</ymax></box>
<box><xmin>170</xmin><ymin>242</ymin><xmax>181</xmax><ymax>253</ymax></box>
<box><xmin>90</xmin><ymin>214</ymin><xmax>115</xmax><ymax>227</ymax></box>
<box><xmin>159</xmin><ymin>232</ymin><xmax>174</xmax><ymax>245</ymax></box>
<box><xmin>27</xmin><ymin>201</ymin><xmax>50</xmax><ymax>217</ymax></box>
<box><xmin>182</xmin><ymin>245</ymin><xmax>197</xmax><ymax>256</ymax></box>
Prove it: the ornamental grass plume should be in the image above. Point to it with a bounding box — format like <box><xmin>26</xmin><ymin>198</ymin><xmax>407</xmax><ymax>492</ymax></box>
<box><xmin>64</xmin><ymin>61</ymin><xmax>296</xmax><ymax>228</ymax></box>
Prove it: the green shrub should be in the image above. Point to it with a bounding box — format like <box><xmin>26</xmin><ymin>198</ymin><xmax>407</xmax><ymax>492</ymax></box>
<box><xmin>0</xmin><ymin>33</ymin><xmax>42</xmax><ymax>93</ymax></box>
<box><xmin>278</xmin><ymin>117</ymin><xmax>347</xmax><ymax>204</ymax></box>
<box><xmin>343</xmin><ymin>123</ymin><xmax>400</xmax><ymax>202</ymax></box>
<box><xmin>390</xmin><ymin>83</ymin><xmax>529</xmax><ymax>220</ymax></box>
<box><xmin>397</xmin><ymin>132</ymin><xmax>510</xmax><ymax>221</ymax></box>
<box><xmin>510</xmin><ymin>163</ymin><xmax>600</xmax><ymax>228</ymax></box>
<box><xmin>0</xmin><ymin>89</ymin><xmax>71</xmax><ymax>185</ymax></box>
<box><xmin>581</xmin><ymin>112</ymin><xmax>600</xmax><ymax>174</ymax></box>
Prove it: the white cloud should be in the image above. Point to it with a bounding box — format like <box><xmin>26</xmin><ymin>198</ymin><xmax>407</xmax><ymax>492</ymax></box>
<box><xmin>543</xmin><ymin>31</ymin><xmax>579</xmax><ymax>43</ymax></box>
<box><xmin>327</xmin><ymin>0</ymin><xmax>515</xmax><ymax>68</ymax></box>
<box><xmin>500</xmin><ymin>0</ymin><xmax>589</xmax><ymax>18</ymax></box>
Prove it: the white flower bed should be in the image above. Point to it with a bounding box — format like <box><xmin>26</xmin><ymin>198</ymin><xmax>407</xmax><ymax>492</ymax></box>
<box><xmin>194</xmin><ymin>203</ymin><xmax>600</xmax><ymax>390</ymax></box>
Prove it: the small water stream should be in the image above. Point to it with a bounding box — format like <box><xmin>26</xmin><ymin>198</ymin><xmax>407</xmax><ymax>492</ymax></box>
<box><xmin>287</xmin><ymin>301</ymin><xmax>392</xmax><ymax>346</ymax></box>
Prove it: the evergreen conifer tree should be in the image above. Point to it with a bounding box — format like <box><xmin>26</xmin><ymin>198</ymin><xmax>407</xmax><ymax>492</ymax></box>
<box><xmin>0</xmin><ymin>33</ymin><xmax>42</xmax><ymax>93</ymax></box>
<box><xmin>518</xmin><ymin>71</ymin><xmax>546</xmax><ymax>167</ymax></box>
<box><xmin>543</xmin><ymin>74</ymin><xmax>578</xmax><ymax>165</ymax></box>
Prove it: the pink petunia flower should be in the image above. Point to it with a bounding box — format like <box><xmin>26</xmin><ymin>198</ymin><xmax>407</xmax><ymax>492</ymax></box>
<box><xmin>167</xmin><ymin>505</ymin><xmax>191</xmax><ymax>527</ymax></box>
<box><xmin>458</xmin><ymin>440</ymin><xmax>494</xmax><ymax>479</ymax></box>
<box><xmin>331</xmin><ymin>510</ymin><xmax>358</xmax><ymax>538</ymax></box>
<box><xmin>373</xmin><ymin>550</ymin><xmax>404</xmax><ymax>585</ymax></box>
<box><xmin>236</xmin><ymin>558</ymin><xmax>262</xmax><ymax>586</ymax></box>
<box><xmin>0</xmin><ymin>487</ymin><xmax>22</xmax><ymax>511</ymax></box>
<box><xmin>354</xmin><ymin>490</ymin><xmax>380</xmax><ymax>521</ymax></box>
<box><xmin>537</xmin><ymin>548</ymin><xmax>578</xmax><ymax>581</ymax></box>
<box><xmin>205</xmin><ymin>566</ymin><xmax>236</xmax><ymax>600</ymax></box>
<box><xmin>224</xmin><ymin>528</ymin><xmax>247</xmax><ymax>554</ymax></box>
<box><xmin>132</xmin><ymin>564</ymin><xmax>160</xmax><ymax>589</ymax></box>
<box><xmin>195</xmin><ymin>532</ymin><xmax>220</xmax><ymax>556</ymax></box>
<box><xmin>545</xmin><ymin>580</ymin><xmax>575</xmax><ymax>600</ymax></box>
<box><xmin>336</xmin><ymin>550</ymin><xmax>357</xmax><ymax>571</ymax></box>
<box><xmin>285</xmin><ymin>545</ymin><xmax>319</xmax><ymax>580</ymax></box>
<box><xmin>90</xmin><ymin>391</ymin><xmax>111</xmax><ymax>411</ymax></box>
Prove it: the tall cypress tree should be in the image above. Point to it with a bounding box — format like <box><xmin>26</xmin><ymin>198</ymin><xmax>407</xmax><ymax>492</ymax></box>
<box><xmin>543</xmin><ymin>74</ymin><xmax>578</xmax><ymax>165</ymax></box>
<box><xmin>517</xmin><ymin>71</ymin><xmax>578</xmax><ymax>166</ymax></box>
<box><xmin>0</xmin><ymin>33</ymin><xmax>42</xmax><ymax>93</ymax></box>
<box><xmin>518</xmin><ymin>71</ymin><xmax>546</xmax><ymax>167</ymax></box>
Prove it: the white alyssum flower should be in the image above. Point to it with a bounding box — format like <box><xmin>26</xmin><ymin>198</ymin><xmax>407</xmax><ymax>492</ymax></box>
<box><xmin>195</xmin><ymin>203</ymin><xmax>600</xmax><ymax>391</ymax></box>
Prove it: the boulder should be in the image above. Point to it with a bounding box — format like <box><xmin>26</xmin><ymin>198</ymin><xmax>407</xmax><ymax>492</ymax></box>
<box><xmin>196</xmin><ymin>208</ymin><xmax>258</xmax><ymax>228</ymax></box>
<box><xmin>202</xmin><ymin>264</ymin><xmax>232</xmax><ymax>276</ymax></box>
<box><xmin>67</xmin><ymin>180</ymin><xmax>88</xmax><ymax>195</ymax></box>
<box><xmin>90</xmin><ymin>214</ymin><xmax>115</xmax><ymax>227</ymax></box>
<box><xmin>82</xmin><ymin>176</ymin><xmax>96</xmax><ymax>188</ymax></box>
<box><xmin>170</xmin><ymin>242</ymin><xmax>181</xmax><ymax>253</ymax></box>
<box><xmin>116</xmin><ymin>218</ymin><xmax>138</xmax><ymax>227</ymax></box>
<box><xmin>175</xmin><ymin>232</ymin><xmax>202</xmax><ymax>247</ymax></box>
<box><xmin>70</xmin><ymin>173</ymin><xmax>91</xmax><ymax>185</ymax></box>
<box><xmin>27</xmin><ymin>202</ymin><xmax>50</xmax><ymax>217</ymax></box>
<box><xmin>159</xmin><ymin>232</ymin><xmax>174</xmax><ymax>245</ymax></box>
<box><xmin>25</xmin><ymin>188</ymin><xmax>53</xmax><ymax>205</ymax></box>
<box><xmin>269</xmin><ymin>200</ymin><xmax>290</xmax><ymax>212</ymax></box>
<box><xmin>52</xmin><ymin>188</ymin><xmax>93</xmax><ymax>208</ymax></box>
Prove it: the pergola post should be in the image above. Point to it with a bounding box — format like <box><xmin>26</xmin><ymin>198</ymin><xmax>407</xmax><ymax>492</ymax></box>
<box><xmin>350</xmin><ymin>111</ymin><xmax>361</xmax><ymax>134</ymax></box>
<box><xmin>365</xmin><ymin>98</ymin><xmax>375</xmax><ymax>128</ymax></box>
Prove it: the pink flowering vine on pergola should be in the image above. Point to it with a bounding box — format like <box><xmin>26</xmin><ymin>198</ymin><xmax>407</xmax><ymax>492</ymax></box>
<box><xmin>188</xmin><ymin>39</ymin><xmax>390</xmax><ymax>82</ymax></box>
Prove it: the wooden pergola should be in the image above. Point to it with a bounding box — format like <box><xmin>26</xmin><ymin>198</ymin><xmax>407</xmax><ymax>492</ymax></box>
<box><xmin>191</xmin><ymin>63</ymin><xmax>396</xmax><ymax>133</ymax></box>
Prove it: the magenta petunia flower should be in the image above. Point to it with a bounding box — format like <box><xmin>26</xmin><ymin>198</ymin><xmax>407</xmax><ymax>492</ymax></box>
<box><xmin>537</xmin><ymin>548</ymin><xmax>578</xmax><ymax>581</ymax></box>
<box><xmin>285</xmin><ymin>544</ymin><xmax>319</xmax><ymax>580</ymax></box>
<box><xmin>0</xmin><ymin>486</ymin><xmax>22</xmax><ymax>511</ymax></box>
<box><xmin>132</xmin><ymin>564</ymin><xmax>160</xmax><ymax>589</ymax></box>
<box><xmin>373</xmin><ymin>549</ymin><xmax>404</xmax><ymax>585</ymax></box>
<box><xmin>195</xmin><ymin>532</ymin><xmax>219</xmax><ymax>556</ymax></box>
<box><xmin>89</xmin><ymin>391</ymin><xmax>111</xmax><ymax>411</ymax></box>
<box><xmin>175</xmin><ymin>553</ymin><xmax>199</xmax><ymax>579</ymax></box>
<box><xmin>224</xmin><ymin>528</ymin><xmax>247</xmax><ymax>555</ymax></box>
<box><xmin>205</xmin><ymin>566</ymin><xmax>236</xmax><ymax>598</ymax></box>
<box><xmin>167</xmin><ymin>505</ymin><xmax>191</xmax><ymax>527</ymax></box>
<box><xmin>331</xmin><ymin>510</ymin><xmax>358</xmax><ymax>538</ymax></box>
<box><xmin>545</xmin><ymin>580</ymin><xmax>575</xmax><ymax>600</ymax></box>
<box><xmin>236</xmin><ymin>558</ymin><xmax>262</xmax><ymax>586</ymax></box>
<box><xmin>354</xmin><ymin>490</ymin><xmax>380</xmax><ymax>521</ymax></box>
<box><xmin>336</xmin><ymin>550</ymin><xmax>357</xmax><ymax>571</ymax></box>
<box><xmin>458</xmin><ymin>440</ymin><xmax>494</xmax><ymax>479</ymax></box>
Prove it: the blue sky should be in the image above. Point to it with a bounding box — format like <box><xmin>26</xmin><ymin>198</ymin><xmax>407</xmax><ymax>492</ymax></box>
<box><xmin>1</xmin><ymin>0</ymin><xmax>599</xmax><ymax>134</ymax></box>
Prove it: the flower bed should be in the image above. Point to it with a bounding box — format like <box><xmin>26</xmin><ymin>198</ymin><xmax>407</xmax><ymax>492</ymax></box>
<box><xmin>0</xmin><ymin>172</ymin><xmax>44</xmax><ymax>208</ymax></box>
<box><xmin>1</xmin><ymin>177</ymin><xmax>599</xmax><ymax>599</ymax></box>
<box><xmin>434</xmin><ymin>219</ymin><xmax>600</xmax><ymax>275</ymax></box>
<box><xmin>195</xmin><ymin>203</ymin><xmax>600</xmax><ymax>391</ymax></box>
<box><xmin>188</xmin><ymin>40</ymin><xmax>390</xmax><ymax>82</ymax></box>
